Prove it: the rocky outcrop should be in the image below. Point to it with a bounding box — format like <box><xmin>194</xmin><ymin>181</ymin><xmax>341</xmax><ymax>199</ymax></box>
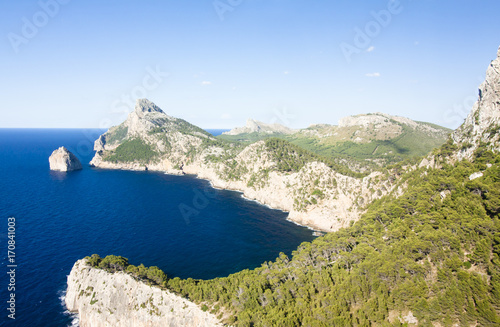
<box><xmin>49</xmin><ymin>147</ymin><xmax>82</xmax><ymax>171</ymax></box>
<box><xmin>65</xmin><ymin>259</ymin><xmax>222</xmax><ymax>327</ymax></box>
<box><xmin>452</xmin><ymin>46</ymin><xmax>500</xmax><ymax>160</ymax></box>
<box><xmin>223</xmin><ymin>118</ymin><xmax>296</xmax><ymax>135</ymax></box>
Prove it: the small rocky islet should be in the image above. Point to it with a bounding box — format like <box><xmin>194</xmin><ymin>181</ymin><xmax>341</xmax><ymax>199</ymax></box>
<box><xmin>49</xmin><ymin>146</ymin><xmax>82</xmax><ymax>172</ymax></box>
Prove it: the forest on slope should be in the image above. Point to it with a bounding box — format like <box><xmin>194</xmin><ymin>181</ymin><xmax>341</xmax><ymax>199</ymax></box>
<box><xmin>84</xmin><ymin>46</ymin><xmax>500</xmax><ymax>326</ymax></box>
<box><xmin>88</xmin><ymin>139</ymin><xmax>500</xmax><ymax>326</ymax></box>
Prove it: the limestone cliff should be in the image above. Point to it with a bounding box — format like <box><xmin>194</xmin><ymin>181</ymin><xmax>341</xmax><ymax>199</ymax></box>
<box><xmin>65</xmin><ymin>259</ymin><xmax>222</xmax><ymax>327</ymax></box>
<box><xmin>452</xmin><ymin>46</ymin><xmax>500</xmax><ymax>160</ymax></box>
<box><xmin>49</xmin><ymin>146</ymin><xmax>82</xmax><ymax>171</ymax></box>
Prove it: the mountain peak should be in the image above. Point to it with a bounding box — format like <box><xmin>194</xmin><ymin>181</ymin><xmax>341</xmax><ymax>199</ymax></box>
<box><xmin>452</xmin><ymin>46</ymin><xmax>500</xmax><ymax>160</ymax></box>
<box><xmin>134</xmin><ymin>99</ymin><xmax>164</xmax><ymax>115</ymax></box>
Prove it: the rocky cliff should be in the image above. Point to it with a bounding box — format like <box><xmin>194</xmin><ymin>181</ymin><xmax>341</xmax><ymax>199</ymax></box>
<box><xmin>90</xmin><ymin>99</ymin><xmax>403</xmax><ymax>232</ymax></box>
<box><xmin>65</xmin><ymin>259</ymin><xmax>222</xmax><ymax>327</ymax></box>
<box><xmin>452</xmin><ymin>46</ymin><xmax>500</xmax><ymax>160</ymax></box>
<box><xmin>49</xmin><ymin>146</ymin><xmax>82</xmax><ymax>171</ymax></box>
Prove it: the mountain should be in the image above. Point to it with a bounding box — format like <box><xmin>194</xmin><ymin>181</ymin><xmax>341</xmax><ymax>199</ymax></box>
<box><xmin>75</xmin><ymin>45</ymin><xmax>500</xmax><ymax>326</ymax></box>
<box><xmin>90</xmin><ymin>98</ymin><xmax>218</xmax><ymax>172</ymax></box>
<box><xmin>219</xmin><ymin>112</ymin><xmax>451</xmax><ymax>171</ymax></box>
<box><xmin>223</xmin><ymin>118</ymin><xmax>296</xmax><ymax>136</ymax></box>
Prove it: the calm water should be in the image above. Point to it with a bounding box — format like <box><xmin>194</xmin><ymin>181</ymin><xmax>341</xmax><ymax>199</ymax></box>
<box><xmin>0</xmin><ymin>129</ymin><xmax>315</xmax><ymax>326</ymax></box>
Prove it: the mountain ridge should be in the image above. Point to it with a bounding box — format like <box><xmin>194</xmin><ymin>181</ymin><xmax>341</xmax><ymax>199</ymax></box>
<box><xmin>219</xmin><ymin>112</ymin><xmax>451</xmax><ymax>170</ymax></box>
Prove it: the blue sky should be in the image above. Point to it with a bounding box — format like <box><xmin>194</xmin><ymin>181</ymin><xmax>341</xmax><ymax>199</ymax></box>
<box><xmin>1</xmin><ymin>0</ymin><xmax>499</xmax><ymax>129</ymax></box>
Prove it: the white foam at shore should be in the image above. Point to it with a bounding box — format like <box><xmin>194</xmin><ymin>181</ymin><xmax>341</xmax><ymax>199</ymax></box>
<box><xmin>59</xmin><ymin>287</ymin><xmax>80</xmax><ymax>327</ymax></box>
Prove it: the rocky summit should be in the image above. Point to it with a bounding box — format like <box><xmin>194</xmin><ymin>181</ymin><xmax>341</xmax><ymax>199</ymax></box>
<box><xmin>49</xmin><ymin>146</ymin><xmax>82</xmax><ymax>171</ymax></box>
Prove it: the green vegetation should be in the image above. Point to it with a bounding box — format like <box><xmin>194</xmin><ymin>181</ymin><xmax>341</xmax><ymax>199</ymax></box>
<box><xmin>217</xmin><ymin>132</ymin><xmax>279</xmax><ymax>145</ymax></box>
<box><xmin>218</xmin><ymin>122</ymin><xmax>451</xmax><ymax>172</ymax></box>
<box><xmin>149</xmin><ymin>117</ymin><xmax>213</xmax><ymax>139</ymax></box>
<box><xmin>265</xmin><ymin>138</ymin><xmax>366</xmax><ymax>178</ymax></box>
<box><xmin>164</xmin><ymin>145</ymin><xmax>500</xmax><ymax>326</ymax></box>
<box><xmin>287</xmin><ymin>124</ymin><xmax>450</xmax><ymax>167</ymax></box>
<box><xmin>103</xmin><ymin>138</ymin><xmax>159</xmax><ymax>163</ymax></box>
<box><xmin>89</xmin><ymin>141</ymin><xmax>500</xmax><ymax>326</ymax></box>
<box><xmin>85</xmin><ymin>254</ymin><xmax>168</xmax><ymax>287</ymax></box>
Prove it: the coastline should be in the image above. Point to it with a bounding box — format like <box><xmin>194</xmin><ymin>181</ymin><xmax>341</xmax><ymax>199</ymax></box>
<box><xmin>89</xmin><ymin>138</ymin><xmax>394</xmax><ymax>234</ymax></box>
<box><xmin>172</xmin><ymin>166</ymin><xmax>332</xmax><ymax>233</ymax></box>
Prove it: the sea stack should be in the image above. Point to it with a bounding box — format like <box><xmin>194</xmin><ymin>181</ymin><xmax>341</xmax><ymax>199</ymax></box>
<box><xmin>49</xmin><ymin>147</ymin><xmax>82</xmax><ymax>171</ymax></box>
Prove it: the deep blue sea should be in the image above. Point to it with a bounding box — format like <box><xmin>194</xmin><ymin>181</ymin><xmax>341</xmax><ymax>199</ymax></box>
<box><xmin>0</xmin><ymin>129</ymin><xmax>315</xmax><ymax>326</ymax></box>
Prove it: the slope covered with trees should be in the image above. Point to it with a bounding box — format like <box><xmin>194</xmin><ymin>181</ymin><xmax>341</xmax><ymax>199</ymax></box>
<box><xmin>84</xmin><ymin>46</ymin><xmax>500</xmax><ymax>326</ymax></box>
<box><xmin>88</xmin><ymin>142</ymin><xmax>500</xmax><ymax>326</ymax></box>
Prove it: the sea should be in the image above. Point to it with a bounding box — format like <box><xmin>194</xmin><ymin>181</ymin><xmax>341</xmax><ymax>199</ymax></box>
<box><xmin>0</xmin><ymin>128</ymin><xmax>316</xmax><ymax>326</ymax></box>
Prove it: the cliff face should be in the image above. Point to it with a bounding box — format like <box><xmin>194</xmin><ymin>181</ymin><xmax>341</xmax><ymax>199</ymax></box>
<box><xmin>49</xmin><ymin>146</ymin><xmax>82</xmax><ymax>171</ymax></box>
<box><xmin>89</xmin><ymin>101</ymin><xmax>401</xmax><ymax>231</ymax></box>
<box><xmin>452</xmin><ymin>46</ymin><xmax>500</xmax><ymax>160</ymax></box>
<box><xmin>65</xmin><ymin>259</ymin><xmax>222</xmax><ymax>327</ymax></box>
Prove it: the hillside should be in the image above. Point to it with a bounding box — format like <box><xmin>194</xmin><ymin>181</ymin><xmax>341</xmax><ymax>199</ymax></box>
<box><xmin>75</xmin><ymin>45</ymin><xmax>500</xmax><ymax>326</ymax></box>
<box><xmin>219</xmin><ymin>113</ymin><xmax>451</xmax><ymax>171</ymax></box>
<box><xmin>65</xmin><ymin>258</ymin><xmax>223</xmax><ymax>327</ymax></box>
<box><xmin>80</xmin><ymin>143</ymin><xmax>500</xmax><ymax>326</ymax></box>
<box><xmin>166</xmin><ymin>144</ymin><xmax>500</xmax><ymax>326</ymax></box>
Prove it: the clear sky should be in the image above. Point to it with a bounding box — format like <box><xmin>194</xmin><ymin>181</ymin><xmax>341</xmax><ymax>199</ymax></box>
<box><xmin>1</xmin><ymin>0</ymin><xmax>499</xmax><ymax>129</ymax></box>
